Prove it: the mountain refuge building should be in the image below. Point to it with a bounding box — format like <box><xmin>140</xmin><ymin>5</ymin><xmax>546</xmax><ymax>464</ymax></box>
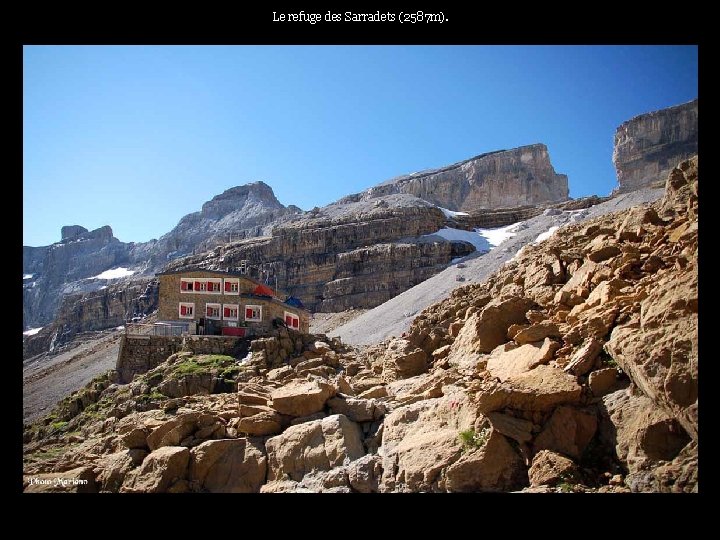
<box><xmin>155</xmin><ymin>269</ymin><xmax>309</xmax><ymax>337</ymax></box>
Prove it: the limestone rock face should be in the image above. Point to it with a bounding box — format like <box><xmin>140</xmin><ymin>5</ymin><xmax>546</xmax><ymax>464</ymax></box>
<box><xmin>613</xmin><ymin>99</ymin><xmax>697</xmax><ymax>193</ymax></box>
<box><xmin>379</xmin><ymin>391</ymin><xmax>479</xmax><ymax>492</ymax></box>
<box><xmin>120</xmin><ymin>446</ymin><xmax>190</xmax><ymax>493</ymax></box>
<box><xmin>444</xmin><ymin>430</ymin><xmax>527</xmax><ymax>492</ymax></box>
<box><xmin>528</xmin><ymin>450</ymin><xmax>578</xmax><ymax>487</ymax></box>
<box><xmin>599</xmin><ymin>389</ymin><xmax>693</xmax><ymax>492</ymax></box>
<box><xmin>606</xmin><ymin>158</ymin><xmax>698</xmax><ymax>439</ymax></box>
<box><xmin>270</xmin><ymin>380</ymin><xmax>336</xmax><ymax>417</ymax></box>
<box><xmin>265</xmin><ymin>414</ymin><xmax>364</xmax><ymax>482</ymax></box>
<box><xmin>188</xmin><ymin>438</ymin><xmax>267</xmax><ymax>493</ymax></box>
<box><xmin>344</xmin><ymin>143</ymin><xmax>569</xmax><ymax>210</ymax></box>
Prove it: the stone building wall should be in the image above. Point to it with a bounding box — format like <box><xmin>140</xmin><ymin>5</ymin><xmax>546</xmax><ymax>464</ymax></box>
<box><xmin>157</xmin><ymin>271</ymin><xmax>309</xmax><ymax>334</ymax></box>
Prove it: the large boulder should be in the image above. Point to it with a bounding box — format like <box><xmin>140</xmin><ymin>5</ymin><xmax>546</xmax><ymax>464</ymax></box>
<box><xmin>476</xmin><ymin>365</ymin><xmax>583</xmax><ymax>413</ymax></box>
<box><xmin>528</xmin><ymin>450</ymin><xmax>579</xmax><ymax>487</ymax></box>
<box><xmin>379</xmin><ymin>390</ymin><xmax>478</xmax><ymax>492</ymax></box>
<box><xmin>236</xmin><ymin>409</ymin><xmax>285</xmax><ymax>437</ymax></box>
<box><xmin>270</xmin><ymin>380</ymin><xmax>335</xmax><ymax>417</ymax></box>
<box><xmin>599</xmin><ymin>388</ymin><xmax>693</xmax><ymax>492</ymax></box>
<box><xmin>265</xmin><ymin>414</ymin><xmax>364</xmax><ymax>483</ymax></box>
<box><xmin>449</xmin><ymin>296</ymin><xmax>536</xmax><ymax>358</ymax></box>
<box><xmin>347</xmin><ymin>454</ymin><xmax>383</xmax><ymax>493</ymax></box>
<box><xmin>189</xmin><ymin>438</ymin><xmax>267</xmax><ymax>493</ymax></box>
<box><xmin>606</xmin><ymin>263</ymin><xmax>697</xmax><ymax>440</ymax></box>
<box><xmin>382</xmin><ymin>338</ymin><xmax>428</xmax><ymax>381</ymax></box>
<box><xmin>445</xmin><ymin>430</ymin><xmax>527</xmax><ymax>492</ymax></box>
<box><xmin>327</xmin><ymin>395</ymin><xmax>386</xmax><ymax>423</ymax></box>
<box><xmin>120</xmin><ymin>446</ymin><xmax>189</xmax><ymax>493</ymax></box>
<box><xmin>94</xmin><ymin>449</ymin><xmax>146</xmax><ymax>492</ymax></box>
<box><xmin>485</xmin><ymin>342</ymin><xmax>553</xmax><ymax>382</ymax></box>
<box><xmin>146</xmin><ymin>412</ymin><xmax>226</xmax><ymax>450</ymax></box>
<box><xmin>533</xmin><ymin>406</ymin><xmax>597</xmax><ymax>460</ymax></box>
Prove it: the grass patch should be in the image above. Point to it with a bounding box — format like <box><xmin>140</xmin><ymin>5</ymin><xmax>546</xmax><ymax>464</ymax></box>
<box><xmin>138</xmin><ymin>391</ymin><xmax>167</xmax><ymax>403</ymax></box>
<box><xmin>459</xmin><ymin>427</ymin><xmax>490</xmax><ymax>451</ymax></box>
<box><xmin>50</xmin><ymin>421</ymin><xmax>69</xmax><ymax>431</ymax></box>
<box><xmin>30</xmin><ymin>446</ymin><xmax>67</xmax><ymax>461</ymax></box>
<box><xmin>171</xmin><ymin>354</ymin><xmax>237</xmax><ymax>378</ymax></box>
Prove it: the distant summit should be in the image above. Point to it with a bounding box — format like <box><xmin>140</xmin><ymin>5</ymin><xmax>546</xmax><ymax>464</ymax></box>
<box><xmin>340</xmin><ymin>143</ymin><xmax>569</xmax><ymax>210</ymax></box>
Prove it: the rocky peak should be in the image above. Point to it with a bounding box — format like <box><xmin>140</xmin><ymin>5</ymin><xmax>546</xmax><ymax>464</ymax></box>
<box><xmin>613</xmin><ymin>99</ymin><xmax>698</xmax><ymax>193</ymax></box>
<box><xmin>200</xmin><ymin>181</ymin><xmax>285</xmax><ymax>220</ymax></box>
<box><xmin>59</xmin><ymin>225</ymin><xmax>114</xmax><ymax>243</ymax></box>
<box><xmin>342</xmin><ymin>143</ymin><xmax>569</xmax><ymax>210</ymax></box>
<box><xmin>60</xmin><ymin>225</ymin><xmax>88</xmax><ymax>241</ymax></box>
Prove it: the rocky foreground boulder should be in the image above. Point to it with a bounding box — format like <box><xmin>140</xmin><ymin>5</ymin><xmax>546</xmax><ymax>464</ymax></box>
<box><xmin>23</xmin><ymin>157</ymin><xmax>698</xmax><ymax>492</ymax></box>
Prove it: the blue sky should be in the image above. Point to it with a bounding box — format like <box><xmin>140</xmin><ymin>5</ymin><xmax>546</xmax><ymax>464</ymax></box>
<box><xmin>23</xmin><ymin>45</ymin><xmax>698</xmax><ymax>247</ymax></box>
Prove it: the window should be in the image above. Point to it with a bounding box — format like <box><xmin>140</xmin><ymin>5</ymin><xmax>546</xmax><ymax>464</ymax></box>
<box><xmin>207</xmin><ymin>279</ymin><xmax>222</xmax><ymax>293</ymax></box>
<box><xmin>223</xmin><ymin>304</ymin><xmax>239</xmax><ymax>321</ymax></box>
<box><xmin>194</xmin><ymin>281</ymin><xmax>207</xmax><ymax>292</ymax></box>
<box><xmin>224</xmin><ymin>278</ymin><xmax>240</xmax><ymax>295</ymax></box>
<box><xmin>206</xmin><ymin>303</ymin><xmax>221</xmax><ymax>320</ymax></box>
<box><xmin>179</xmin><ymin>302</ymin><xmax>195</xmax><ymax>319</ymax></box>
<box><xmin>180</xmin><ymin>279</ymin><xmax>194</xmax><ymax>292</ymax></box>
<box><xmin>284</xmin><ymin>311</ymin><xmax>300</xmax><ymax>330</ymax></box>
<box><xmin>244</xmin><ymin>305</ymin><xmax>262</xmax><ymax>322</ymax></box>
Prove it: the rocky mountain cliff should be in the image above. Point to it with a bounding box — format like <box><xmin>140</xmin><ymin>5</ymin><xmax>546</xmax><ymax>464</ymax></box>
<box><xmin>22</xmin><ymin>157</ymin><xmax>698</xmax><ymax>493</ymax></box>
<box><xmin>23</xmin><ymin>225</ymin><xmax>134</xmax><ymax>329</ymax></box>
<box><xmin>341</xmin><ymin>143</ymin><xmax>569</xmax><ymax>210</ymax></box>
<box><xmin>131</xmin><ymin>182</ymin><xmax>303</xmax><ymax>268</ymax></box>
<box><xmin>163</xmin><ymin>194</ymin><xmax>475</xmax><ymax>312</ymax></box>
<box><xmin>613</xmin><ymin>99</ymin><xmax>698</xmax><ymax>193</ymax></box>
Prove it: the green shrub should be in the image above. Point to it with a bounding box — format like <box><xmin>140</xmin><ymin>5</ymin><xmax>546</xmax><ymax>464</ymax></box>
<box><xmin>459</xmin><ymin>427</ymin><xmax>490</xmax><ymax>451</ymax></box>
<box><xmin>50</xmin><ymin>421</ymin><xmax>69</xmax><ymax>431</ymax></box>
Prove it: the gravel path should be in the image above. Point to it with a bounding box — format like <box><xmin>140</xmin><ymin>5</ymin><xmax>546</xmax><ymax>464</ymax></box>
<box><xmin>331</xmin><ymin>187</ymin><xmax>664</xmax><ymax>347</ymax></box>
<box><xmin>310</xmin><ymin>309</ymin><xmax>369</xmax><ymax>335</ymax></box>
<box><xmin>23</xmin><ymin>330</ymin><xmax>123</xmax><ymax>424</ymax></box>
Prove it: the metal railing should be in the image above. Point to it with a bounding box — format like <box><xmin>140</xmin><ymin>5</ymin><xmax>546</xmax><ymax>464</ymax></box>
<box><xmin>125</xmin><ymin>323</ymin><xmax>189</xmax><ymax>337</ymax></box>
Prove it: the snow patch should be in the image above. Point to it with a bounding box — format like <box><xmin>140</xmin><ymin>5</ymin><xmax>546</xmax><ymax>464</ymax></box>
<box><xmin>534</xmin><ymin>226</ymin><xmax>559</xmax><ymax>244</ymax></box>
<box><xmin>424</xmin><ymin>222</ymin><xmax>522</xmax><ymax>254</ymax></box>
<box><xmin>438</xmin><ymin>207</ymin><xmax>470</xmax><ymax>218</ymax></box>
<box><xmin>23</xmin><ymin>274</ymin><xmax>34</xmax><ymax>279</ymax></box>
<box><xmin>23</xmin><ymin>327</ymin><xmax>43</xmax><ymax>336</ymax></box>
<box><xmin>92</xmin><ymin>267</ymin><xmax>135</xmax><ymax>280</ymax></box>
<box><xmin>115</xmin><ymin>326</ymin><xmax>125</xmax><ymax>331</ymax></box>
<box><xmin>476</xmin><ymin>223</ymin><xmax>520</xmax><ymax>247</ymax></box>
<box><xmin>424</xmin><ymin>228</ymin><xmax>491</xmax><ymax>252</ymax></box>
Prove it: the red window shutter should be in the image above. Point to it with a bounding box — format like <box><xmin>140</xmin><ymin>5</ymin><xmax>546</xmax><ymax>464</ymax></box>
<box><xmin>246</xmin><ymin>308</ymin><xmax>253</xmax><ymax>319</ymax></box>
<box><xmin>285</xmin><ymin>315</ymin><xmax>292</xmax><ymax>326</ymax></box>
<box><xmin>181</xmin><ymin>281</ymin><xmax>186</xmax><ymax>291</ymax></box>
<box><xmin>293</xmin><ymin>318</ymin><xmax>299</xmax><ymax>329</ymax></box>
<box><xmin>207</xmin><ymin>306</ymin><xmax>213</xmax><ymax>316</ymax></box>
<box><xmin>225</xmin><ymin>281</ymin><xmax>231</xmax><ymax>292</ymax></box>
<box><xmin>180</xmin><ymin>305</ymin><xmax>187</xmax><ymax>315</ymax></box>
<box><xmin>195</xmin><ymin>281</ymin><xmax>201</xmax><ymax>290</ymax></box>
<box><xmin>224</xmin><ymin>307</ymin><xmax>230</xmax><ymax>317</ymax></box>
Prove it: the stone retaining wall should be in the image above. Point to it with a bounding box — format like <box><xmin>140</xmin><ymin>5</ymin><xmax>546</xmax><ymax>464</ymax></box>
<box><xmin>116</xmin><ymin>334</ymin><xmax>244</xmax><ymax>383</ymax></box>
